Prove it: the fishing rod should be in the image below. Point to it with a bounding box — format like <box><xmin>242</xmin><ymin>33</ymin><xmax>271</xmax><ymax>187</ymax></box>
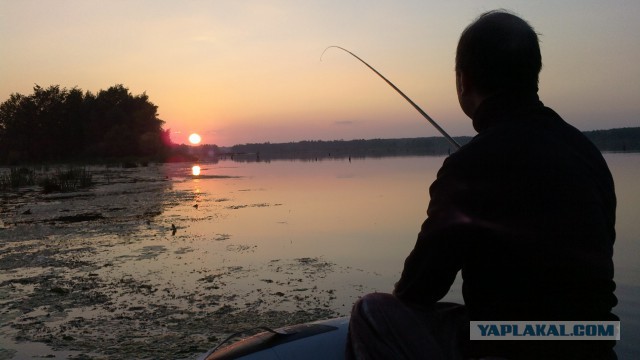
<box><xmin>321</xmin><ymin>46</ymin><xmax>461</xmax><ymax>150</ymax></box>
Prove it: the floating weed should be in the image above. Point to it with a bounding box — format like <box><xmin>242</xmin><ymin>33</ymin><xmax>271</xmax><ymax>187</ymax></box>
<box><xmin>214</xmin><ymin>234</ymin><xmax>231</xmax><ymax>241</ymax></box>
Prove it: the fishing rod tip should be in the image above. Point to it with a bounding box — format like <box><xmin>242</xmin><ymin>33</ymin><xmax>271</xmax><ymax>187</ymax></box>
<box><xmin>320</xmin><ymin>45</ymin><xmax>343</xmax><ymax>62</ymax></box>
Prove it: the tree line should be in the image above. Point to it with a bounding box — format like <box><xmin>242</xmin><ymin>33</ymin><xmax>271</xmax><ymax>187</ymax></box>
<box><xmin>226</xmin><ymin>127</ymin><xmax>640</xmax><ymax>162</ymax></box>
<box><xmin>583</xmin><ymin>127</ymin><xmax>640</xmax><ymax>152</ymax></box>
<box><xmin>226</xmin><ymin>137</ymin><xmax>474</xmax><ymax>161</ymax></box>
<box><xmin>0</xmin><ymin>84</ymin><xmax>171</xmax><ymax>164</ymax></box>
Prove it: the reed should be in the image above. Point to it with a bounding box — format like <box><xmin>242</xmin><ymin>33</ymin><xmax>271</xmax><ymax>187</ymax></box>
<box><xmin>0</xmin><ymin>168</ymin><xmax>36</xmax><ymax>190</ymax></box>
<box><xmin>39</xmin><ymin>167</ymin><xmax>93</xmax><ymax>193</ymax></box>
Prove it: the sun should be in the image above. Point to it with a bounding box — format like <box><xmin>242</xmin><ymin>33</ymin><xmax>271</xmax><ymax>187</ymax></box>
<box><xmin>188</xmin><ymin>133</ymin><xmax>201</xmax><ymax>145</ymax></box>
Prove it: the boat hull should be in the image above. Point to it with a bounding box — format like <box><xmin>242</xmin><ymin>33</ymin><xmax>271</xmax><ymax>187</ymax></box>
<box><xmin>200</xmin><ymin>317</ymin><xmax>349</xmax><ymax>360</ymax></box>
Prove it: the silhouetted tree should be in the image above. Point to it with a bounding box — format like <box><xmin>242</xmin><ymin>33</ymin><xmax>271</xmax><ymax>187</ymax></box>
<box><xmin>0</xmin><ymin>84</ymin><xmax>171</xmax><ymax>164</ymax></box>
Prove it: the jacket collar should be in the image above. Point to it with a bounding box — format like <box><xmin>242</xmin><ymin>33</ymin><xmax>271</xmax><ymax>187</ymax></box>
<box><xmin>472</xmin><ymin>91</ymin><xmax>543</xmax><ymax>133</ymax></box>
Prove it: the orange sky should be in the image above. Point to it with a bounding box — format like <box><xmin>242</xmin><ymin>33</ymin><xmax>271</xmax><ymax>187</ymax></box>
<box><xmin>1</xmin><ymin>1</ymin><xmax>639</xmax><ymax>146</ymax></box>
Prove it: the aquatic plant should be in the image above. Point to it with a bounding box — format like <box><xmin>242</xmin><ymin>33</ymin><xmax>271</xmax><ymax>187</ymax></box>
<box><xmin>39</xmin><ymin>167</ymin><xmax>93</xmax><ymax>193</ymax></box>
<box><xmin>0</xmin><ymin>167</ymin><xmax>36</xmax><ymax>190</ymax></box>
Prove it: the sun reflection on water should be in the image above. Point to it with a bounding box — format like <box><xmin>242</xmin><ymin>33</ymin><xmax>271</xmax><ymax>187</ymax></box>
<box><xmin>191</xmin><ymin>165</ymin><xmax>201</xmax><ymax>176</ymax></box>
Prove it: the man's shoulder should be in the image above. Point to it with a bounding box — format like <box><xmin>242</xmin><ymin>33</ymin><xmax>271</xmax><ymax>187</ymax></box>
<box><xmin>443</xmin><ymin>107</ymin><xmax>611</xmax><ymax>187</ymax></box>
<box><xmin>460</xmin><ymin>107</ymin><xmax>599</xmax><ymax>159</ymax></box>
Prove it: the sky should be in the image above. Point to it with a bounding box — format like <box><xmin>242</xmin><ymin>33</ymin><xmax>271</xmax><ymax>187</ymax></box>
<box><xmin>1</xmin><ymin>1</ymin><xmax>639</xmax><ymax>146</ymax></box>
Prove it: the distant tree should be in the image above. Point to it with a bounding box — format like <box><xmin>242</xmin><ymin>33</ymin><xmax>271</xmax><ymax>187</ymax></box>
<box><xmin>0</xmin><ymin>84</ymin><xmax>171</xmax><ymax>164</ymax></box>
<box><xmin>0</xmin><ymin>92</ymin><xmax>29</xmax><ymax>163</ymax></box>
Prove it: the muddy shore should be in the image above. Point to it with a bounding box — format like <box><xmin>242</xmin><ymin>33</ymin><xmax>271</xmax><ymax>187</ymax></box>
<box><xmin>0</xmin><ymin>165</ymin><xmax>344</xmax><ymax>359</ymax></box>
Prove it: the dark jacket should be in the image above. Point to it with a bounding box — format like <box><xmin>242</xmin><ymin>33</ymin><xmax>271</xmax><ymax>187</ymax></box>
<box><xmin>393</xmin><ymin>92</ymin><xmax>617</xmax><ymax>358</ymax></box>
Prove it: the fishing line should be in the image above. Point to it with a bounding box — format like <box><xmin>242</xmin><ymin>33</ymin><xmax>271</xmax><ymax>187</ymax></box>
<box><xmin>321</xmin><ymin>46</ymin><xmax>461</xmax><ymax>150</ymax></box>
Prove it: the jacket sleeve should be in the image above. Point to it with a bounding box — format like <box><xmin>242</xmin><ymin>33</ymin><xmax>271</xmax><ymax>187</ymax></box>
<box><xmin>393</xmin><ymin>154</ymin><xmax>473</xmax><ymax>306</ymax></box>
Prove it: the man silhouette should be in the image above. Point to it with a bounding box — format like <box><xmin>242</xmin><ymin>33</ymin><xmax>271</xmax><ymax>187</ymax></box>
<box><xmin>347</xmin><ymin>10</ymin><xmax>617</xmax><ymax>360</ymax></box>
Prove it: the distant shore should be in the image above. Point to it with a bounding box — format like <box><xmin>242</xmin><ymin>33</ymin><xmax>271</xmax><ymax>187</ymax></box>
<box><xmin>207</xmin><ymin>126</ymin><xmax>640</xmax><ymax>162</ymax></box>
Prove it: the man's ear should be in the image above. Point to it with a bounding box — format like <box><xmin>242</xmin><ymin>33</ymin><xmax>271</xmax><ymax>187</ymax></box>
<box><xmin>456</xmin><ymin>71</ymin><xmax>470</xmax><ymax>96</ymax></box>
<box><xmin>456</xmin><ymin>71</ymin><xmax>481</xmax><ymax>118</ymax></box>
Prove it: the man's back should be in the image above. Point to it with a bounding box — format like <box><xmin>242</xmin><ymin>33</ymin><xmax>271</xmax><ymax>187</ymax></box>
<box><xmin>395</xmin><ymin>91</ymin><xmax>617</xmax><ymax>358</ymax></box>
<box><xmin>455</xmin><ymin>93</ymin><xmax>616</xmax><ymax>320</ymax></box>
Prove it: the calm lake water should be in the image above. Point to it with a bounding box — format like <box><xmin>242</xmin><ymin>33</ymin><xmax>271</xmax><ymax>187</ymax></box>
<box><xmin>1</xmin><ymin>153</ymin><xmax>636</xmax><ymax>359</ymax></box>
<box><xmin>169</xmin><ymin>153</ymin><xmax>638</xmax><ymax>358</ymax></box>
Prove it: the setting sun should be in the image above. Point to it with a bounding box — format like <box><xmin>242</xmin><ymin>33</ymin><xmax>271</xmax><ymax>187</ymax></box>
<box><xmin>189</xmin><ymin>133</ymin><xmax>201</xmax><ymax>144</ymax></box>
